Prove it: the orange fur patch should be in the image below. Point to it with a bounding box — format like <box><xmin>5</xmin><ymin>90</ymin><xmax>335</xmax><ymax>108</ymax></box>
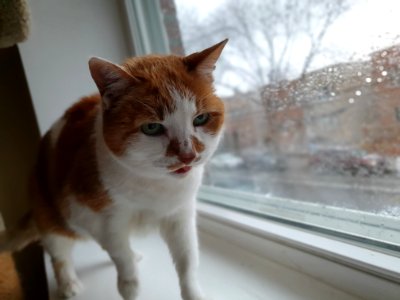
<box><xmin>191</xmin><ymin>135</ymin><xmax>205</xmax><ymax>153</ymax></box>
<box><xmin>60</xmin><ymin>95</ymin><xmax>112</xmax><ymax>212</ymax></box>
<box><xmin>0</xmin><ymin>253</ymin><xmax>23</xmax><ymax>300</ymax></box>
<box><xmin>33</xmin><ymin>95</ymin><xmax>111</xmax><ymax>237</ymax></box>
<box><xmin>166</xmin><ymin>138</ymin><xmax>180</xmax><ymax>157</ymax></box>
<box><xmin>32</xmin><ymin>131</ymin><xmax>78</xmax><ymax>238</ymax></box>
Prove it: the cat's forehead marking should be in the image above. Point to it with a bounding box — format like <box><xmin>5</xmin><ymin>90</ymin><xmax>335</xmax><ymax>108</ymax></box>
<box><xmin>167</xmin><ymin>86</ymin><xmax>198</xmax><ymax>122</ymax></box>
<box><xmin>166</xmin><ymin>86</ymin><xmax>196</xmax><ymax>117</ymax></box>
<box><xmin>163</xmin><ymin>86</ymin><xmax>196</xmax><ymax>138</ymax></box>
<box><xmin>167</xmin><ymin>85</ymin><xmax>196</xmax><ymax>109</ymax></box>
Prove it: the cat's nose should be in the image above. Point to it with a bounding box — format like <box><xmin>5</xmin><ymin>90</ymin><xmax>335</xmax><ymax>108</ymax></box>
<box><xmin>178</xmin><ymin>152</ymin><xmax>196</xmax><ymax>165</ymax></box>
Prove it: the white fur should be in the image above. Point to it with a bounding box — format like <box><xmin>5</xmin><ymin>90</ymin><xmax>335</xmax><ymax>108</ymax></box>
<box><xmin>46</xmin><ymin>86</ymin><xmax>222</xmax><ymax>300</ymax></box>
<box><xmin>42</xmin><ymin>234</ymin><xmax>84</xmax><ymax>298</ymax></box>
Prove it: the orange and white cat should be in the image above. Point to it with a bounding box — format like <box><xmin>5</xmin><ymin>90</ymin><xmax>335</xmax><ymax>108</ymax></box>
<box><xmin>0</xmin><ymin>40</ymin><xmax>228</xmax><ymax>300</ymax></box>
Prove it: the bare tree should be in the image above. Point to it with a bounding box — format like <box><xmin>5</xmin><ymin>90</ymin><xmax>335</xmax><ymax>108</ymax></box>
<box><xmin>178</xmin><ymin>0</ymin><xmax>350</xmax><ymax>94</ymax></box>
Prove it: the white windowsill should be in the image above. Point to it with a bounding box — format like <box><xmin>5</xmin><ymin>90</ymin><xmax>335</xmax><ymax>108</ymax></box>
<box><xmin>44</xmin><ymin>208</ymin><xmax>384</xmax><ymax>300</ymax></box>
<box><xmin>197</xmin><ymin>202</ymin><xmax>400</xmax><ymax>300</ymax></box>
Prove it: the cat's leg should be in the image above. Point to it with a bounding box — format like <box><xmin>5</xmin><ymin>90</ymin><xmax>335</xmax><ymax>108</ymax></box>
<box><xmin>42</xmin><ymin>234</ymin><xmax>83</xmax><ymax>298</ymax></box>
<box><xmin>161</xmin><ymin>210</ymin><xmax>205</xmax><ymax>300</ymax></box>
<box><xmin>96</xmin><ymin>221</ymin><xmax>138</xmax><ymax>300</ymax></box>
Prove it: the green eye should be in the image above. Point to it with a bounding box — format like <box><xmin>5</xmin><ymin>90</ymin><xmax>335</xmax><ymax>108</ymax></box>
<box><xmin>193</xmin><ymin>113</ymin><xmax>210</xmax><ymax>126</ymax></box>
<box><xmin>141</xmin><ymin>123</ymin><xmax>164</xmax><ymax>136</ymax></box>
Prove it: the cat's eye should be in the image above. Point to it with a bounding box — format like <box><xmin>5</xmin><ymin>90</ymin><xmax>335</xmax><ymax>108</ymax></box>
<box><xmin>141</xmin><ymin>123</ymin><xmax>165</xmax><ymax>136</ymax></box>
<box><xmin>193</xmin><ymin>113</ymin><xmax>210</xmax><ymax>127</ymax></box>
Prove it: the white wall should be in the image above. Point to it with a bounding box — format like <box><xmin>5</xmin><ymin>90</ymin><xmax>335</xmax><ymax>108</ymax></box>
<box><xmin>19</xmin><ymin>0</ymin><xmax>132</xmax><ymax>133</ymax></box>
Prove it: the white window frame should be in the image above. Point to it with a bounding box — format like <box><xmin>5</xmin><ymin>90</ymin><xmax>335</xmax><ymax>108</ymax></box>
<box><xmin>123</xmin><ymin>0</ymin><xmax>170</xmax><ymax>56</ymax></box>
<box><xmin>123</xmin><ymin>1</ymin><xmax>400</xmax><ymax>298</ymax></box>
<box><xmin>199</xmin><ymin>186</ymin><xmax>400</xmax><ymax>250</ymax></box>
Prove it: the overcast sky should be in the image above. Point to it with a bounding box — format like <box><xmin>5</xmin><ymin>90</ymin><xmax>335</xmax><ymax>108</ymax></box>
<box><xmin>174</xmin><ymin>0</ymin><xmax>400</xmax><ymax>95</ymax></box>
<box><xmin>175</xmin><ymin>0</ymin><xmax>400</xmax><ymax>56</ymax></box>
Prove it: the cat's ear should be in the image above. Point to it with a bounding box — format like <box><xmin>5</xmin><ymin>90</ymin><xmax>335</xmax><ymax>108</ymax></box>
<box><xmin>88</xmin><ymin>57</ymin><xmax>136</xmax><ymax>108</ymax></box>
<box><xmin>183</xmin><ymin>39</ymin><xmax>228</xmax><ymax>78</ymax></box>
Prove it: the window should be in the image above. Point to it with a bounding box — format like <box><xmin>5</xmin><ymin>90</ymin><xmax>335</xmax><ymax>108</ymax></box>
<box><xmin>395</xmin><ymin>107</ymin><xmax>400</xmax><ymax>122</ymax></box>
<box><xmin>133</xmin><ymin>0</ymin><xmax>400</xmax><ymax>253</ymax></box>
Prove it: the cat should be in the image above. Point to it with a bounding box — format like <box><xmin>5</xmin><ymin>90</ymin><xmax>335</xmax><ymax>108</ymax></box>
<box><xmin>0</xmin><ymin>39</ymin><xmax>228</xmax><ymax>300</ymax></box>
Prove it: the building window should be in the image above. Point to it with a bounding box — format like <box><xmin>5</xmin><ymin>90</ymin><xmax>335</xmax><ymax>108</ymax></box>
<box><xmin>395</xmin><ymin>107</ymin><xmax>400</xmax><ymax>122</ymax></box>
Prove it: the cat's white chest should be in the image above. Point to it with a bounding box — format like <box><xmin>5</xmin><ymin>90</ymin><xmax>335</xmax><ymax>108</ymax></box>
<box><xmin>68</xmin><ymin>168</ymin><xmax>203</xmax><ymax>238</ymax></box>
<box><xmin>104</xmin><ymin>168</ymin><xmax>202</xmax><ymax>217</ymax></box>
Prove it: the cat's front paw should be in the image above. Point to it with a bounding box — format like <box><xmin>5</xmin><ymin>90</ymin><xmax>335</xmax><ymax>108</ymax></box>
<box><xmin>58</xmin><ymin>278</ymin><xmax>84</xmax><ymax>298</ymax></box>
<box><xmin>133</xmin><ymin>251</ymin><xmax>143</xmax><ymax>262</ymax></box>
<box><xmin>184</xmin><ymin>296</ymin><xmax>212</xmax><ymax>300</ymax></box>
<box><xmin>118</xmin><ymin>277</ymin><xmax>138</xmax><ymax>300</ymax></box>
<box><xmin>182</xmin><ymin>290</ymin><xmax>212</xmax><ymax>300</ymax></box>
<box><xmin>189</xmin><ymin>297</ymin><xmax>212</xmax><ymax>300</ymax></box>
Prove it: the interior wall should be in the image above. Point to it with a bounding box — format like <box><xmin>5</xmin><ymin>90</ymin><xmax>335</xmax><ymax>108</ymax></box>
<box><xmin>19</xmin><ymin>0</ymin><xmax>132</xmax><ymax>134</ymax></box>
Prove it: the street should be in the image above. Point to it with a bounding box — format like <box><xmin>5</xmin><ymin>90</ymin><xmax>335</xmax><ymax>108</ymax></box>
<box><xmin>204</xmin><ymin>168</ymin><xmax>400</xmax><ymax>216</ymax></box>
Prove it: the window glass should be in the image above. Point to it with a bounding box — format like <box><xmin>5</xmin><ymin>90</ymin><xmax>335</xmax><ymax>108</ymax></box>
<box><xmin>166</xmin><ymin>0</ymin><xmax>400</xmax><ymax>250</ymax></box>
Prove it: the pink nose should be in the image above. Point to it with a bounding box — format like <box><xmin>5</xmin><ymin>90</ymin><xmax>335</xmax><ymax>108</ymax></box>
<box><xmin>178</xmin><ymin>152</ymin><xmax>196</xmax><ymax>165</ymax></box>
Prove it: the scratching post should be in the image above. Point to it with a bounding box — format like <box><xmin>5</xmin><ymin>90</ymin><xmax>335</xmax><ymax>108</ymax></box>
<box><xmin>0</xmin><ymin>0</ymin><xmax>30</xmax><ymax>48</ymax></box>
<box><xmin>0</xmin><ymin>213</ymin><xmax>24</xmax><ymax>300</ymax></box>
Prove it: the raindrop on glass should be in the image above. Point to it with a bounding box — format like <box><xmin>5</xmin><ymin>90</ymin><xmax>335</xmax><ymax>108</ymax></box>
<box><xmin>381</xmin><ymin>71</ymin><xmax>388</xmax><ymax>76</ymax></box>
<box><xmin>365</xmin><ymin>77</ymin><xmax>372</xmax><ymax>83</ymax></box>
<box><xmin>355</xmin><ymin>90</ymin><xmax>362</xmax><ymax>96</ymax></box>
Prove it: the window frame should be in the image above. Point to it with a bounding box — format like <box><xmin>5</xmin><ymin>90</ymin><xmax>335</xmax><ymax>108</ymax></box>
<box><xmin>123</xmin><ymin>2</ymin><xmax>400</xmax><ymax>298</ymax></box>
<box><xmin>199</xmin><ymin>186</ymin><xmax>400</xmax><ymax>252</ymax></box>
<box><xmin>123</xmin><ymin>0</ymin><xmax>170</xmax><ymax>56</ymax></box>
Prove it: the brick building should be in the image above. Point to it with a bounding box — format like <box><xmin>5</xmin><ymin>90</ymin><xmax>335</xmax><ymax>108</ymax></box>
<box><xmin>262</xmin><ymin>45</ymin><xmax>400</xmax><ymax>157</ymax></box>
<box><xmin>159</xmin><ymin>0</ymin><xmax>185</xmax><ymax>55</ymax></box>
<box><xmin>220</xmin><ymin>92</ymin><xmax>268</xmax><ymax>154</ymax></box>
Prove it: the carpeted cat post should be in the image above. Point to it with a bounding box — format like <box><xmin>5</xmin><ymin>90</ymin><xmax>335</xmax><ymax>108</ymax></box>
<box><xmin>0</xmin><ymin>213</ymin><xmax>24</xmax><ymax>300</ymax></box>
<box><xmin>0</xmin><ymin>0</ymin><xmax>30</xmax><ymax>48</ymax></box>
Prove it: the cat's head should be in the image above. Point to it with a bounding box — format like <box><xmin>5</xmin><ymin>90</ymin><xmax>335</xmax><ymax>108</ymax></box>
<box><xmin>89</xmin><ymin>40</ymin><xmax>228</xmax><ymax>178</ymax></box>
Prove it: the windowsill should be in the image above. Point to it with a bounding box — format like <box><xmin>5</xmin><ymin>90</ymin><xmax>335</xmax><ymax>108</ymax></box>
<box><xmin>44</xmin><ymin>214</ymin><xmax>375</xmax><ymax>300</ymax></box>
<box><xmin>43</xmin><ymin>191</ymin><xmax>400</xmax><ymax>300</ymax></box>
<box><xmin>197</xmin><ymin>201</ymin><xmax>400</xmax><ymax>300</ymax></box>
<box><xmin>44</xmin><ymin>236</ymin><xmax>360</xmax><ymax>300</ymax></box>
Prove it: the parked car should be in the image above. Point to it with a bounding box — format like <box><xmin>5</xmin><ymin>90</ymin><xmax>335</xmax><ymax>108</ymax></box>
<box><xmin>308</xmin><ymin>149</ymin><xmax>390</xmax><ymax>176</ymax></box>
<box><xmin>243</xmin><ymin>152</ymin><xmax>287</xmax><ymax>172</ymax></box>
<box><xmin>361</xmin><ymin>153</ymin><xmax>392</xmax><ymax>175</ymax></box>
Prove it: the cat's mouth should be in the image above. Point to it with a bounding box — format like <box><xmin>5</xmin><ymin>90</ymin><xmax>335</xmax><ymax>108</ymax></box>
<box><xmin>168</xmin><ymin>162</ymin><xmax>193</xmax><ymax>175</ymax></box>
<box><xmin>173</xmin><ymin>166</ymin><xmax>192</xmax><ymax>175</ymax></box>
